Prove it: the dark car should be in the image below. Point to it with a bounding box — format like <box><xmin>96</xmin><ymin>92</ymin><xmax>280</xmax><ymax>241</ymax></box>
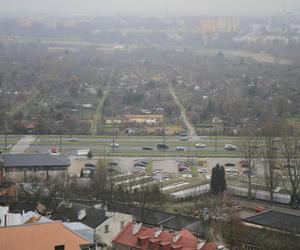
<box><xmin>157</xmin><ymin>144</ymin><xmax>169</xmax><ymax>150</ymax></box>
<box><xmin>225</xmin><ymin>163</ymin><xmax>235</xmax><ymax>167</ymax></box>
<box><xmin>142</xmin><ymin>146</ymin><xmax>153</xmax><ymax>151</ymax></box>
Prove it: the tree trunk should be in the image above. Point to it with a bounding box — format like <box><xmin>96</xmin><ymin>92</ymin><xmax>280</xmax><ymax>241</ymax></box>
<box><xmin>291</xmin><ymin>188</ymin><xmax>297</xmax><ymax>207</ymax></box>
<box><xmin>248</xmin><ymin>175</ymin><xmax>252</xmax><ymax>199</ymax></box>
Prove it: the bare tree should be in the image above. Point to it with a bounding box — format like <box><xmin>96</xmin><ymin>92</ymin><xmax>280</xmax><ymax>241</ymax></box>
<box><xmin>263</xmin><ymin>138</ymin><xmax>280</xmax><ymax>203</ymax></box>
<box><xmin>282</xmin><ymin>137</ymin><xmax>300</xmax><ymax>207</ymax></box>
<box><xmin>240</xmin><ymin>126</ymin><xmax>258</xmax><ymax>199</ymax></box>
<box><xmin>90</xmin><ymin>160</ymin><xmax>117</xmax><ymax>205</ymax></box>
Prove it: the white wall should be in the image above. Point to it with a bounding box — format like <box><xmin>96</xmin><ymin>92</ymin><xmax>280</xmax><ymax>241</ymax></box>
<box><xmin>95</xmin><ymin>212</ymin><xmax>132</xmax><ymax>247</ymax></box>
<box><xmin>0</xmin><ymin>206</ymin><xmax>21</xmax><ymax>226</ymax></box>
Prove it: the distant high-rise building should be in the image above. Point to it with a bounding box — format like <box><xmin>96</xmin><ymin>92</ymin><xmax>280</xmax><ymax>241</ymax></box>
<box><xmin>200</xmin><ymin>17</ymin><xmax>239</xmax><ymax>33</ymax></box>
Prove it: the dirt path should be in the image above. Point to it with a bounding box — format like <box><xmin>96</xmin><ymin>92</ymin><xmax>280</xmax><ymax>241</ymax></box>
<box><xmin>91</xmin><ymin>68</ymin><xmax>114</xmax><ymax>135</ymax></box>
<box><xmin>168</xmin><ymin>81</ymin><xmax>197</xmax><ymax>139</ymax></box>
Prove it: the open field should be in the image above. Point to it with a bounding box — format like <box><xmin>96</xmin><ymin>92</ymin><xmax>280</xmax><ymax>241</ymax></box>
<box><xmin>196</xmin><ymin>48</ymin><xmax>292</xmax><ymax>65</ymax></box>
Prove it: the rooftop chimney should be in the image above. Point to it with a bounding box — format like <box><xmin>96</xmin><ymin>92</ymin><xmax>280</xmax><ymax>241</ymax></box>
<box><xmin>132</xmin><ymin>222</ymin><xmax>142</xmax><ymax>235</ymax></box>
<box><xmin>172</xmin><ymin>232</ymin><xmax>181</xmax><ymax>243</ymax></box>
<box><xmin>154</xmin><ymin>227</ymin><xmax>163</xmax><ymax>238</ymax></box>
<box><xmin>78</xmin><ymin>208</ymin><xmax>86</xmax><ymax>220</ymax></box>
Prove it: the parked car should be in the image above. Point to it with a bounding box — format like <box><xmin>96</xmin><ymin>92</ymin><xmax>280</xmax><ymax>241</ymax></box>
<box><xmin>142</xmin><ymin>146</ymin><xmax>153</xmax><ymax>151</ymax></box>
<box><xmin>152</xmin><ymin>169</ymin><xmax>163</xmax><ymax>174</ymax></box>
<box><xmin>84</xmin><ymin>163</ymin><xmax>96</xmax><ymax>170</ymax></box>
<box><xmin>195</xmin><ymin>143</ymin><xmax>206</xmax><ymax>148</ymax></box>
<box><xmin>243</xmin><ymin>170</ymin><xmax>255</xmax><ymax>177</ymax></box>
<box><xmin>198</xmin><ymin>168</ymin><xmax>208</xmax><ymax>174</ymax></box>
<box><xmin>157</xmin><ymin>144</ymin><xmax>169</xmax><ymax>150</ymax></box>
<box><xmin>110</xmin><ymin>143</ymin><xmax>120</xmax><ymax>147</ymax></box>
<box><xmin>225</xmin><ymin>168</ymin><xmax>237</xmax><ymax>174</ymax></box>
<box><xmin>176</xmin><ymin>146</ymin><xmax>186</xmax><ymax>151</ymax></box>
<box><xmin>108</xmin><ymin>160</ymin><xmax>118</xmax><ymax>166</ymax></box>
<box><xmin>224</xmin><ymin>144</ymin><xmax>237</xmax><ymax>151</ymax></box>
<box><xmin>135</xmin><ymin>162</ymin><xmax>146</xmax><ymax>168</ymax></box>
<box><xmin>178</xmin><ymin>165</ymin><xmax>188</xmax><ymax>172</ymax></box>
<box><xmin>82</xmin><ymin>169</ymin><xmax>91</xmax><ymax>177</ymax></box>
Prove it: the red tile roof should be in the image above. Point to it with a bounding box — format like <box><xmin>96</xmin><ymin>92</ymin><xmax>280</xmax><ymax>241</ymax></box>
<box><xmin>113</xmin><ymin>222</ymin><xmax>198</xmax><ymax>250</ymax></box>
<box><xmin>200</xmin><ymin>242</ymin><xmax>217</xmax><ymax>250</ymax></box>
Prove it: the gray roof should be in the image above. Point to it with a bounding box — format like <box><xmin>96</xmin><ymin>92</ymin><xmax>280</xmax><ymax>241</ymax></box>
<box><xmin>2</xmin><ymin>154</ymin><xmax>70</xmax><ymax>168</ymax></box>
<box><xmin>63</xmin><ymin>222</ymin><xmax>94</xmax><ymax>242</ymax></box>
<box><xmin>52</xmin><ymin>203</ymin><xmax>108</xmax><ymax>229</ymax></box>
<box><xmin>244</xmin><ymin>210</ymin><xmax>300</xmax><ymax>234</ymax></box>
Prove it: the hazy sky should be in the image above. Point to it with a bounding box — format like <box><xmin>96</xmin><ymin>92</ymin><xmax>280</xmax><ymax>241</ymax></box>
<box><xmin>1</xmin><ymin>0</ymin><xmax>300</xmax><ymax>16</ymax></box>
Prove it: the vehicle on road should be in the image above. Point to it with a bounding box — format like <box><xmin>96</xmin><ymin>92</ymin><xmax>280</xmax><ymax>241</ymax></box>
<box><xmin>272</xmin><ymin>137</ymin><xmax>281</xmax><ymax>142</ymax></box>
<box><xmin>157</xmin><ymin>144</ymin><xmax>169</xmax><ymax>150</ymax></box>
<box><xmin>110</xmin><ymin>143</ymin><xmax>120</xmax><ymax>148</ymax></box>
<box><xmin>67</xmin><ymin>138</ymin><xmax>79</xmax><ymax>142</ymax></box>
<box><xmin>142</xmin><ymin>146</ymin><xmax>153</xmax><ymax>151</ymax></box>
<box><xmin>195</xmin><ymin>143</ymin><xmax>206</xmax><ymax>148</ymax></box>
<box><xmin>224</xmin><ymin>144</ymin><xmax>237</xmax><ymax>151</ymax></box>
<box><xmin>176</xmin><ymin>146</ymin><xmax>186</xmax><ymax>151</ymax></box>
<box><xmin>225</xmin><ymin>163</ymin><xmax>235</xmax><ymax>167</ymax></box>
<box><xmin>179</xmin><ymin>135</ymin><xmax>188</xmax><ymax>141</ymax></box>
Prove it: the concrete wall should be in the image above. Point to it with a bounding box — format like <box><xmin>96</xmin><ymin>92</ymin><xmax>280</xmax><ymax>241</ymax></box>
<box><xmin>95</xmin><ymin>212</ymin><xmax>132</xmax><ymax>248</ymax></box>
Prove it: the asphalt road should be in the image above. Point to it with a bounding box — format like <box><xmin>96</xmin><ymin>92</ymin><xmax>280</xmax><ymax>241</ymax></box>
<box><xmin>19</xmin><ymin>135</ymin><xmax>246</xmax><ymax>157</ymax></box>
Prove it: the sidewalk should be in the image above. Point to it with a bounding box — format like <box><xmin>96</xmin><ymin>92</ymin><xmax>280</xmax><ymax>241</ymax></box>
<box><xmin>9</xmin><ymin>136</ymin><xmax>36</xmax><ymax>154</ymax></box>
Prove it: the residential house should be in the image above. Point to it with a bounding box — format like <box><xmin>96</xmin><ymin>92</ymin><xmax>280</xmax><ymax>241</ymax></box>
<box><xmin>112</xmin><ymin>221</ymin><xmax>200</xmax><ymax>250</ymax></box>
<box><xmin>2</xmin><ymin>154</ymin><xmax>70</xmax><ymax>183</ymax></box>
<box><xmin>108</xmin><ymin>202</ymin><xmax>209</xmax><ymax>238</ymax></box>
<box><xmin>228</xmin><ymin>210</ymin><xmax>300</xmax><ymax>249</ymax></box>
<box><xmin>52</xmin><ymin>202</ymin><xmax>132</xmax><ymax>248</ymax></box>
<box><xmin>0</xmin><ymin>205</ymin><xmax>94</xmax><ymax>244</ymax></box>
<box><xmin>0</xmin><ymin>221</ymin><xmax>92</xmax><ymax>250</ymax></box>
<box><xmin>124</xmin><ymin>115</ymin><xmax>163</xmax><ymax>124</ymax></box>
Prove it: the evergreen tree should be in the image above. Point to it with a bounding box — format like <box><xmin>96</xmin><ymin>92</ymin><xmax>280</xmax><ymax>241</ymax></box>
<box><xmin>210</xmin><ymin>163</ymin><xmax>226</xmax><ymax>195</ymax></box>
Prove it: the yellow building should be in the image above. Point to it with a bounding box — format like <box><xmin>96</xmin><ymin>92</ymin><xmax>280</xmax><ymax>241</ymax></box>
<box><xmin>200</xmin><ymin>17</ymin><xmax>239</xmax><ymax>33</ymax></box>
<box><xmin>124</xmin><ymin>114</ymin><xmax>163</xmax><ymax>124</ymax></box>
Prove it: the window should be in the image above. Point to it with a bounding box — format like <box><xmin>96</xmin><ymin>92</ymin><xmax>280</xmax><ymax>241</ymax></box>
<box><xmin>105</xmin><ymin>225</ymin><xmax>109</xmax><ymax>233</ymax></box>
<box><xmin>55</xmin><ymin>245</ymin><xmax>65</xmax><ymax>250</ymax></box>
<box><xmin>120</xmin><ymin>221</ymin><xmax>125</xmax><ymax>229</ymax></box>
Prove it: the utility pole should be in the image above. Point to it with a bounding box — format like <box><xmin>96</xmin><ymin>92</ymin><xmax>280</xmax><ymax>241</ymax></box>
<box><xmin>214</xmin><ymin>125</ymin><xmax>218</xmax><ymax>152</ymax></box>
<box><xmin>112</xmin><ymin>123</ymin><xmax>115</xmax><ymax>154</ymax></box>
<box><xmin>103</xmin><ymin>144</ymin><xmax>106</xmax><ymax>161</ymax></box>
<box><xmin>162</xmin><ymin>113</ymin><xmax>166</xmax><ymax>146</ymax></box>
<box><xmin>59</xmin><ymin>135</ymin><xmax>62</xmax><ymax>152</ymax></box>
<box><xmin>4</xmin><ymin>128</ymin><xmax>7</xmax><ymax>152</ymax></box>
<box><xmin>187</xmin><ymin>145</ymin><xmax>190</xmax><ymax>163</ymax></box>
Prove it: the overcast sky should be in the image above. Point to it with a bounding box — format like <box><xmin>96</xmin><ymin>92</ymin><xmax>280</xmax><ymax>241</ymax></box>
<box><xmin>1</xmin><ymin>0</ymin><xmax>300</xmax><ymax>16</ymax></box>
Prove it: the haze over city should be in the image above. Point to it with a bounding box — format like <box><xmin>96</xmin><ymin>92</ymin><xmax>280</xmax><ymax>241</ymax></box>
<box><xmin>1</xmin><ymin>0</ymin><xmax>300</xmax><ymax>16</ymax></box>
<box><xmin>1</xmin><ymin>1</ymin><xmax>300</xmax><ymax>250</ymax></box>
